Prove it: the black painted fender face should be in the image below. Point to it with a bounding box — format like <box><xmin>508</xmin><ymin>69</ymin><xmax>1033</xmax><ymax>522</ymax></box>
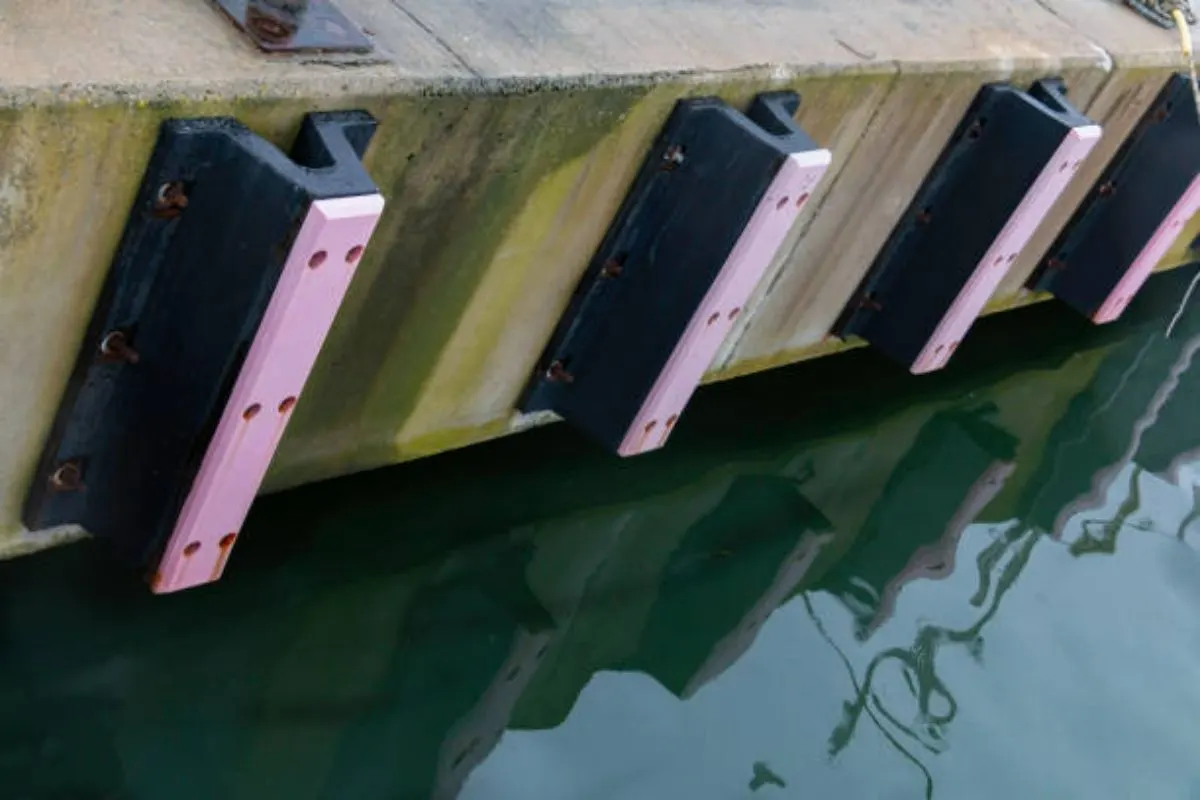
<box><xmin>25</xmin><ymin>112</ymin><xmax>384</xmax><ymax>593</ymax></box>
<box><xmin>1030</xmin><ymin>74</ymin><xmax>1200</xmax><ymax>325</ymax></box>
<box><xmin>521</xmin><ymin>91</ymin><xmax>832</xmax><ymax>456</ymax></box>
<box><xmin>834</xmin><ymin>78</ymin><xmax>1101</xmax><ymax>374</ymax></box>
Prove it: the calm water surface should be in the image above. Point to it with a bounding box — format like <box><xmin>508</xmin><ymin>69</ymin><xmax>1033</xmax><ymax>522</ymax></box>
<box><xmin>6</xmin><ymin>269</ymin><xmax>1200</xmax><ymax>799</ymax></box>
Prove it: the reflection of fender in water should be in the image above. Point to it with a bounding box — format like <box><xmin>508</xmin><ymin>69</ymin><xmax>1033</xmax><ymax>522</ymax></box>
<box><xmin>307</xmin><ymin>539</ymin><xmax>554</xmax><ymax>799</ymax></box>
<box><xmin>862</xmin><ymin>459</ymin><xmax>1015</xmax><ymax>638</ymax></box>
<box><xmin>1136</xmin><ymin>330</ymin><xmax>1200</xmax><ymax>485</ymax></box>
<box><xmin>683</xmin><ymin>529</ymin><xmax>833</xmax><ymax>699</ymax></box>
<box><xmin>1051</xmin><ymin>332</ymin><xmax>1200</xmax><ymax>541</ymax></box>
<box><xmin>816</xmin><ymin>406</ymin><xmax>1018</xmax><ymax>641</ymax></box>
<box><xmin>434</xmin><ymin>628</ymin><xmax>553</xmax><ymax>800</ymax></box>
<box><xmin>622</xmin><ymin>475</ymin><xmax>833</xmax><ymax>699</ymax></box>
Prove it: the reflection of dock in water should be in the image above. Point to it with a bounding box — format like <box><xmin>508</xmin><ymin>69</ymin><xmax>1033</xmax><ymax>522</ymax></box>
<box><xmin>862</xmin><ymin>460</ymin><xmax>1013</xmax><ymax>638</ymax></box>
<box><xmin>814</xmin><ymin>408</ymin><xmax>1018</xmax><ymax>640</ymax></box>
<box><xmin>511</xmin><ymin>303</ymin><xmax>1121</xmax><ymax>720</ymax></box>
<box><xmin>301</xmin><ymin>540</ymin><xmax>553</xmax><ymax>800</ymax></box>
<box><xmin>510</xmin><ymin>467</ymin><xmax>833</xmax><ymax>723</ymax></box>
<box><xmin>510</xmin><ymin>474</ymin><xmax>738</xmax><ymax>731</ymax></box>
<box><xmin>620</xmin><ymin>475</ymin><xmax>833</xmax><ymax>699</ymax></box>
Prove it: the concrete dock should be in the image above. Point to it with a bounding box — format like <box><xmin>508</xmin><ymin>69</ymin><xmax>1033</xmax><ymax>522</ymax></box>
<box><xmin>0</xmin><ymin>0</ymin><xmax>1196</xmax><ymax>558</ymax></box>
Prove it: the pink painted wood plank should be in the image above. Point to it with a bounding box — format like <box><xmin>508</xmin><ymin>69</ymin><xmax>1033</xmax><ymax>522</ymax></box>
<box><xmin>909</xmin><ymin>124</ymin><xmax>1103</xmax><ymax>374</ymax></box>
<box><xmin>153</xmin><ymin>193</ymin><xmax>385</xmax><ymax>593</ymax></box>
<box><xmin>1092</xmin><ymin>173</ymin><xmax>1200</xmax><ymax>324</ymax></box>
<box><xmin>616</xmin><ymin>149</ymin><xmax>832</xmax><ymax>457</ymax></box>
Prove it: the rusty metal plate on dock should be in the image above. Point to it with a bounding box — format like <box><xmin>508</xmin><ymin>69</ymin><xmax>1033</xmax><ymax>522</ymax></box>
<box><xmin>521</xmin><ymin>92</ymin><xmax>831</xmax><ymax>457</ymax></box>
<box><xmin>212</xmin><ymin>0</ymin><xmax>373</xmax><ymax>53</ymax></box>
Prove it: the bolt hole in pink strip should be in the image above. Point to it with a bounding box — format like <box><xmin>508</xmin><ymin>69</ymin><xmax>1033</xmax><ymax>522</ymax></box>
<box><xmin>153</xmin><ymin>193</ymin><xmax>384</xmax><ymax>593</ymax></box>
<box><xmin>909</xmin><ymin>124</ymin><xmax>1102</xmax><ymax>375</ymax></box>
<box><xmin>617</xmin><ymin>149</ymin><xmax>832</xmax><ymax>456</ymax></box>
<box><xmin>1091</xmin><ymin>173</ymin><xmax>1200</xmax><ymax>324</ymax></box>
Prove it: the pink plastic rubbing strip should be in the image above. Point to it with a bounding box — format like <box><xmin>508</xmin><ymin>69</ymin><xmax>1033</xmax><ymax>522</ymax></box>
<box><xmin>617</xmin><ymin>149</ymin><xmax>832</xmax><ymax>457</ymax></box>
<box><xmin>1092</xmin><ymin>173</ymin><xmax>1200</xmax><ymax>324</ymax></box>
<box><xmin>152</xmin><ymin>193</ymin><xmax>385</xmax><ymax>594</ymax></box>
<box><xmin>909</xmin><ymin>124</ymin><xmax>1103</xmax><ymax>375</ymax></box>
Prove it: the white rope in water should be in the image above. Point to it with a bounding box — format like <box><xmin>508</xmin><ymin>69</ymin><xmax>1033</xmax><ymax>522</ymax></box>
<box><xmin>1166</xmin><ymin>268</ymin><xmax>1200</xmax><ymax>337</ymax></box>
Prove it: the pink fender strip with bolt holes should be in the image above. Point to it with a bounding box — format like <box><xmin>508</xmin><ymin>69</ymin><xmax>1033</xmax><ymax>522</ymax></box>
<box><xmin>619</xmin><ymin>149</ymin><xmax>832</xmax><ymax>456</ymax></box>
<box><xmin>1092</xmin><ymin>173</ymin><xmax>1200</xmax><ymax>324</ymax></box>
<box><xmin>909</xmin><ymin>124</ymin><xmax>1102</xmax><ymax>374</ymax></box>
<box><xmin>153</xmin><ymin>193</ymin><xmax>384</xmax><ymax>593</ymax></box>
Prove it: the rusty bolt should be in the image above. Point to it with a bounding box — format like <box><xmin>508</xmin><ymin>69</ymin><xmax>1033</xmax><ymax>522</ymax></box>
<box><xmin>152</xmin><ymin>181</ymin><xmax>189</xmax><ymax>219</ymax></box>
<box><xmin>600</xmin><ymin>258</ymin><xmax>624</xmax><ymax>278</ymax></box>
<box><xmin>859</xmin><ymin>294</ymin><xmax>884</xmax><ymax>312</ymax></box>
<box><xmin>49</xmin><ymin>461</ymin><xmax>84</xmax><ymax>492</ymax></box>
<box><xmin>99</xmin><ymin>330</ymin><xmax>140</xmax><ymax>364</ymax></box>
<box><xmin>545</xmin><ymin>361</ymin><xmax>575</xmax><ymax>384</ymax></box>
<box><xmin>661</xmin><ymin>144</ymin><xmax>686</xmax><ymax>170</ymax></box>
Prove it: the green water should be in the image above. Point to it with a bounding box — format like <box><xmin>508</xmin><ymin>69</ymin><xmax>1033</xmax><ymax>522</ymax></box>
<box><xmin>6</xmin><ymin>268</ymin><xmax>1200</xmax><ymax>800</ymax></box>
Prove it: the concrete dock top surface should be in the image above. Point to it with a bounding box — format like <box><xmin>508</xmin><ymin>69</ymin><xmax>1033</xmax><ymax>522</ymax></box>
<box><xmin>1</xmin><ymin>0</ymin><xmax>1189</xmax><ymax>106</ymax></box>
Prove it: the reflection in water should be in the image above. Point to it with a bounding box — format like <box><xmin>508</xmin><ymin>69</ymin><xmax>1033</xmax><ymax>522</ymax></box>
<box><xmin>622</xmin><ymin>475</ymin><xmax>832</xmax><ymax>699</ymax></box>
<box><xmin>815</xmin><ymin>405</ymin><xmax>1018</xmax><ymax>641</ymax></box>
<box><xmin>810</xmin><ymin>521</ymin><xmax>1041</xmax><ymax>800</ymax></box>
<box><xmin>802</xmin><ymin>407</ymin><xmax>1023</xmax><ymax>798</ymax></box>
<box><xmin>749</xmin><ymin>761</ymin><xmax>787</xmax><ymax>792</ymax></box>
<box><xmin>4</xmin><ymin>268</ymin><xmax>1200</xmax><ymax>798</ymax></box>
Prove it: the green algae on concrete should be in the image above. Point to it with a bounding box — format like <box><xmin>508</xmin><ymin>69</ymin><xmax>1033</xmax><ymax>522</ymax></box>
<box><xmin>270</xmin><ymin>85</ymin><xmax>652</xmax><ymax>488</ymax></box>
<box><xmin>267</xmin><ymin>72</ymin><xmax>903</xmax><ymax>490</ymax></box>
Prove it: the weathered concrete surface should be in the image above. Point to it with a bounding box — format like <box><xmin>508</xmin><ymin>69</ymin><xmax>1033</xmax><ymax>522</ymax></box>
<box><xmin>0</xmin><ymin>0</ymin><xmax>1193</xmax><ymax>558</ymax></box>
